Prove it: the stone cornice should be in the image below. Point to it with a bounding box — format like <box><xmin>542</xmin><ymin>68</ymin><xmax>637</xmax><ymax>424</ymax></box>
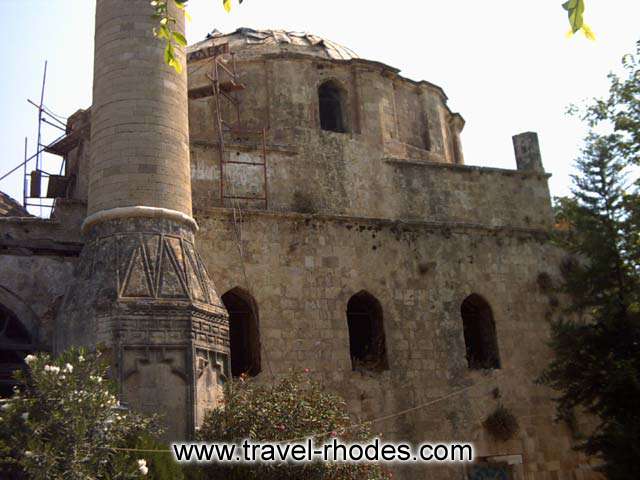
<box><xmin>384</xmin><ymin>157</ymin><xmax>552</xmax><ymax>179</ymax></box>
<box><xmin>194</xmin><ymin>207</ymin><xmax>552</xmax><ymax>239</ymax></box>
<box><xmin>82</xmin><ymin>206</ymin><xmax>199</xmax><ymax>234</ymax></box>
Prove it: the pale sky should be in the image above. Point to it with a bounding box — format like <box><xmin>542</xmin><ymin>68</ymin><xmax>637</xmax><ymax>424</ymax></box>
<box><xmin>1</xmin><ymin>1</ymin><xmax>639</xmax><ymax>215</ymax></box>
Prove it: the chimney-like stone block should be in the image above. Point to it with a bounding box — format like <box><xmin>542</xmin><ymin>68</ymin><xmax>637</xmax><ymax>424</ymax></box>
<box><xmin>513</xmin><ymin>132</ymin><xmax>544</xmax><ymax>173</ymax></box>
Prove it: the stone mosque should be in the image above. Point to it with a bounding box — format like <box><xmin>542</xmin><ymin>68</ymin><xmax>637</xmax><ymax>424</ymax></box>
<box><xmin>0</xmin><ymin>1</ymin><xmax>600</xmax><ymax>478</ymax></box>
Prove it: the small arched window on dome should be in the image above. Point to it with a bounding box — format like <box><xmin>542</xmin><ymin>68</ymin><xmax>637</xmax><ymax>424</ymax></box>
<box><xmin>318</xmin><ymin>81</ymin><xmax>347</xmax><ymax>133</ymax></box>
<box><xmin>346</xmin><ymin>291</ymin><xmax>388</xmax><ymax>371</ymax></box>
<box><xmin>460</xmin><ymin>294</ymin><xmax>501</xmax><ymax>370</ymax></box>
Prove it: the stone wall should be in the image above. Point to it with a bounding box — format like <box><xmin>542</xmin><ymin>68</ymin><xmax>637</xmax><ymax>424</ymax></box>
<box><xmin>190</xmin><ymin>135</ymin><xmax>553</xmax><ymax>229</ymax></box>
<box><xmin>65</xmin><ymin>111</ymin><xmax>553</xmax><ymax>231</ymax></box>
<box><xmin>57</xmin><ymin>44</ymin><xmax>551</xmax><ymax>233</ymax></box>
<box><xmin>187</xmin><ymin>53</ymin><xmax>461</xmax><ymax>165</ymax></box>
<box><xmin>0</xmin><ymin>218</ymin><xmax>80</xmax><ymax>348</ymax></box>
<box><xmin>192</xmin><ymin>208</ymin><xmax>598</xmax><ymax>480</ymax></box>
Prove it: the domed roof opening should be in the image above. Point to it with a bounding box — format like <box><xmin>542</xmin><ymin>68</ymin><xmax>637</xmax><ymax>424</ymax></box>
<box><xmin>188</xmin><ymin>27</ymin><xmax>359</xmax><ymax>61</ymax></box>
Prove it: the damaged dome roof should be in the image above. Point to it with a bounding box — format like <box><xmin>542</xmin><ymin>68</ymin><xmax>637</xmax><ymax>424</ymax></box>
<box><xmin>0</xmin><ymin>191</ymin><xmax>30</xmax><ymax>218</ymax></box>
<box><xmin>188</xmin><ymin>27</ymin><xmax>359</xmax><ymax>61</ymax></box>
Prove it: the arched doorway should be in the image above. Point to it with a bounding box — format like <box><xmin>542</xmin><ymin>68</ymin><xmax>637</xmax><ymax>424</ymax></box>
<box><xmin>221</xmin><ymin>288</ymin><xmax>261</xmax><ymax>378</ymax></box>
<box><xmin>0</xmin><ymin>303</ymin><xmax>34</xmax><ymax>396</ymax></box>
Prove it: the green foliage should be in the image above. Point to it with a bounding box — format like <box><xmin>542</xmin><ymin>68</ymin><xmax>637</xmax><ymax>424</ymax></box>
<box><xmin>555</xmin><ymin>135</ymin><xmax>638</xmax><ymax>314</ymax></box>
<box><xmin>195</xmin><ymin>371</ymin><xmax>392</xmax><ymax>480</ymax></box>
<box><xmin>540</xmin><ymin>40</ymin><xmax>640</xmax><ymax>480</ymax></box>
<box><xmin>562</xmin><ymin>0</ymin><xmax>595</xmax><ymax>40</ymax></box>
<box><xmin>562</xmin><ymin>0</ymin><xmax>585</xmax><ymax>33</ymax></box>
<box><xmin>151</xmin><ymin>0</ymin><xmax>244</xmax><ymax>73</ymax></box>
<box><xmin>0</xmin><ymin>348</ymin><xmax>159</xmax><ymax>480</ymax></box>
<box><xmin>151</xmin><ymin>0</ymin><xmax>188</xmax><ymax>73</ymax></box>
<box><xmin>483</xmin><ymin>405</ymin><xmax>520</xmax><ymax>442</ymax></box>
<box><xmin>582</xmin><ymin>41</ymin><xmax>640</xmax><ymax>167</ymax></box>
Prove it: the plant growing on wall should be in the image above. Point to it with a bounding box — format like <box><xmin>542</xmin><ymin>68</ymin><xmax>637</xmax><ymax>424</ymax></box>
<box><xmin>483</xmin><ymin>405</ymin><xmax>520</xmax><ymax>442</ymax></box>
<box><xmin>0</xmin><ymin>348</ymin><xmax>162</xmax><ymax>479</ymax></box>
<box><xmin>196</xmin><ymin>371</ymin><xmax>392</xmax><ymax>480</ymax></box>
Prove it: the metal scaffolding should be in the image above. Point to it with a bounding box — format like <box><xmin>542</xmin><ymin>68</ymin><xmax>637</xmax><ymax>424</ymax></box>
<box><xmin>189</xmin><ymin>43</ymin><xmax>268</xmax><ymax>209</ymax></box>
<box><xmin>0</xmin><ymin>61</ymin><xmax>70</xmax><ymax>217</ymax></box>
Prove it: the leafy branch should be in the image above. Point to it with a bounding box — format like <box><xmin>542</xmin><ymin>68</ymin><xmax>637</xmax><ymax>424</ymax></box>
<box><xmin>151</xmin><ymin>0</ymin><xmax>243</xmax><ymax>73</ymax></box>
<box><xmin>562</xmin><ymin>0</ymin><xmax>596</xmax><ymax>41</ymax></box>
<box><xmin>151</xmin><ymin>1</ymin><xmax>593</xmax><ymax>74</ymax></box>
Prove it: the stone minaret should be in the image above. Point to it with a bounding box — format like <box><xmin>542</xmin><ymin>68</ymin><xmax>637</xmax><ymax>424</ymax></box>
<box><xmin>56</xmin><ymin>0</ymin><xmax>229</xmax><ymax>440</ymax></box>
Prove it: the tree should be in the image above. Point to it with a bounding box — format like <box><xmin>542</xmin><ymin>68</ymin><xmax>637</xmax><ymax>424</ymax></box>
<box><xmin>539</xmin><ymin>41</ymin><xmax>640</xmax><ymax>480</ymax></box>
<box><xmin>0</xmin><ymin>348</ymin><xmax>160</xmax><ymax>480</ymax></box>
<box><xmin>196</xmin><ymin>371</ymin><xmax>392</xmax><ymax>480</ymax></box>
<box><xmin>580</xmin><ymin>42</ymin><xmax>640</xmax><ymax>167</ymax></box>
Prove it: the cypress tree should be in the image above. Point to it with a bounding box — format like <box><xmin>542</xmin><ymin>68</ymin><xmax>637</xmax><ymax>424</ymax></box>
<box><xmin>540</xmin><ymin>41</ymin><xmax>640</xmax><ymax>480</ymax></box>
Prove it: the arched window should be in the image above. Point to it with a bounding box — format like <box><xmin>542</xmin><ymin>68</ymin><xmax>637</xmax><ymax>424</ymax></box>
<box><xmin>460</xmin><ymin>294</ymin><xmax>501</xmax><ymax>369</ymax></box>
<box><xmin>346</xmin><ymin>291</ymin><xmax>388</xmax><ymax>371</ymax></box>
<box><xmin>0</xmin><ymin>304</ymin><xmax>33</xmax><ymax>397</ymax></box>
<box><xmin>318</xmin><ymin>81</ymin><xmax>347</xmax><ymax>133</ymax></box>
<box><xmin>221</xmin><ymin>288</ymin><xmax>261</xmax><ymax>378</ymax></box>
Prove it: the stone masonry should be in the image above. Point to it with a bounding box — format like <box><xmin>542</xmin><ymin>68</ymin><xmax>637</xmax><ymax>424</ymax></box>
<box><xmin>54</xmin><ymin>0</ymin><xmax>229</xmax><ymax>441</ymax></box>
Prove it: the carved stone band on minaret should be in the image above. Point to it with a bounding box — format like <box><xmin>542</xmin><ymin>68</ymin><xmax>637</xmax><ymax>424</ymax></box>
<box><xmin>58</xmin><ymin>215</ymin><xmax>230</xmax><ymax>440</ymax></box>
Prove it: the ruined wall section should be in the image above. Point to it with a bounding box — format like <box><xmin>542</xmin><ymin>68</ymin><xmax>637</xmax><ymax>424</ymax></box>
<box><xmin>0</xmin><ymin>192</ymin><xmax>30</xmax><ymax>218</ymax></box>
<box><xmin>186</xmin><ymin>53</ymin><xmax>485</xmax><ymax>217</ymax></box>
<box><xmin>193</xmin><ymin>209</ymin><xmax>594</xmax><ymax>480</ymax></box>
<box><xmin>61</xmin><ymin>52</ymin><xmax>550</xmax><ymax>231</ymax></box>
<box><xmin>63</xmin><ymin>109</ymin><xmax>92</xmax><ymax>203</ymax></box>
<box><xmin>189</xmin><ymin>134</ymin><xmax>553</xmax><ymax>230</ymax></box>
<box><xmin>381</xmin><ymin>161</ymin><xmax>553</xmax><ymax>228</ymax></box>
<box><xmin>65</xmin><ymin>111</ymin><xmax>552</xmax><ymax>230</ymax></box>
<box><xmin>0</xmin><ymin>218</ymin><xmax>81</xmax><ymax>349</ymax></box>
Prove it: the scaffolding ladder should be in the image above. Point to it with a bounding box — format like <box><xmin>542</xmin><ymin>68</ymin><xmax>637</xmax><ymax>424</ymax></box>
<box><xmin>190</xmin><ymin>43</ymin><xmax>268</xmax><ymax>209</ymax></box>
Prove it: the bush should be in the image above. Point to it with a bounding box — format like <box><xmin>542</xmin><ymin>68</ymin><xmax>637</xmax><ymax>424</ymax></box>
<box><xmin>483</xmin><ymin>405</ymin><xmax>520</xmax><ymax>442</ymax></box>
<box><xmin>0</xmin><ymin>348</ymin><xmax>159</xmax><ymax>479</ymax></box>
<box><xmin>196</xmin><ymin>371</ymin><xmax>392</xmax><ymax>480</ymax></box>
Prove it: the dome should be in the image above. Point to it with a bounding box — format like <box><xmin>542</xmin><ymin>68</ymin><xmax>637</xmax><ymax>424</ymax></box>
<box><xmin>188</xmin><ymin>27</ymin><xmax>359</xmax><ymax>61</ymax></box>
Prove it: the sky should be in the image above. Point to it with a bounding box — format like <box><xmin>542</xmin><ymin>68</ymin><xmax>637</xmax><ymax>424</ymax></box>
<box><xmin>1</xmin><ymin>1</ymin><xmax>639</xmax><ymax>215</ymax></box>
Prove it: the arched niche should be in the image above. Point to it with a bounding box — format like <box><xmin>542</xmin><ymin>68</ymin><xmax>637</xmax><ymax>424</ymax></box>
<box><xmin>221</xmin><ymin>288</ymin><xmax>261</xmax><ymax>377</ymax></box>
<box><xmin>0</xmin><ymin>288</ymin><xmax>37</xmax><ymax>397</ymax></box>
<box><xmin>460</xmin><ymin>294</ymin><xmax>501</xmax><ymax>370</ymax></box>
<box><xmin>346</xmin><ymin>290</ymin><xmax>388</xmax><ymax>372</ymax></box>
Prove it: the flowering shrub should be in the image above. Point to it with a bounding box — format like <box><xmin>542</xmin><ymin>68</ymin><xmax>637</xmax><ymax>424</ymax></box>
<box><xmin>0</xmin><ymin>348</ymin><xmax>158</xmax><ymax>480</ymax></box>
<box><xmin>196</xmin><ymin>371</ymin><xmax>392</xmax><ymax>480</ymax></box>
